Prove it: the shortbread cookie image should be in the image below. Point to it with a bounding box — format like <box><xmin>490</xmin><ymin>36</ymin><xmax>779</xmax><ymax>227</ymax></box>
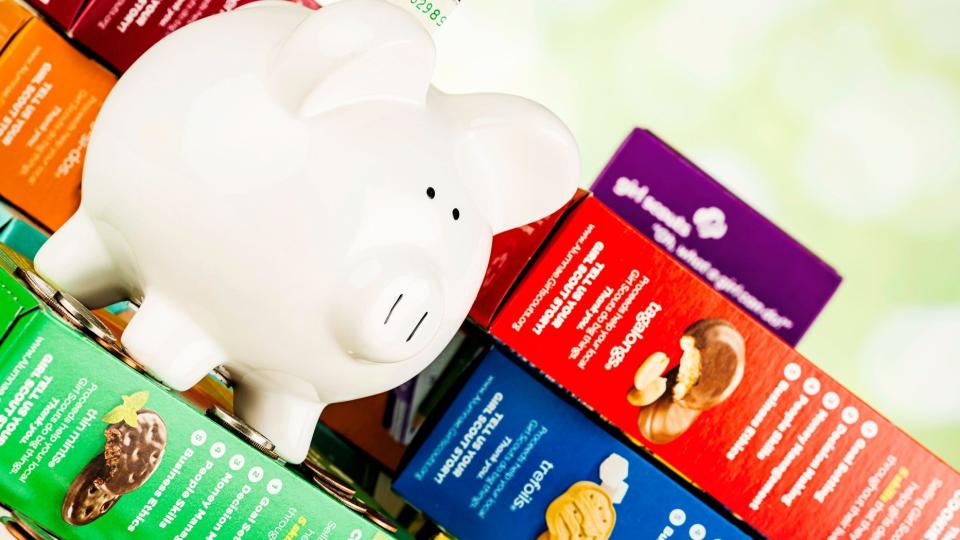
<box><xmin>674</xmin><ymin>319</ymin><xmax>745</xmax><ymax>411</ymax></box>
<box><xmin>540</xmin><ymin>481</ymin><xmax>616</xmax><ymax>540</ymax></box>
<box><xmin>61</xmin><ymin>455</ymin><xmax>121</xmax><ymax>526</ymax></box>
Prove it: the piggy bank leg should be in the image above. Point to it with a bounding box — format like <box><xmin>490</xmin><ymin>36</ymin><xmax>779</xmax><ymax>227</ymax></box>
<box><xmin>34</xmin><ymin>210</ymin><xmax>130</xmax><ymax>308</ymax></box>
<box><xmin>233</xmin><ymin>372</ymin><xmax>325</xmax><ymax>463</ymax></box>
<box><xmin>121</xmin><ymin>294</ymin><xmax>227</xmax><ymax>391</ymax></box>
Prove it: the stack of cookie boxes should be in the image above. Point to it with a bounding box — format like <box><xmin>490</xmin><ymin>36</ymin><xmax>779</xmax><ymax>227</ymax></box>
<box><xmin>0</xmin><ymin>0</ymin><xmax>242</xmax><ymax>234</ymax></box>
<box><xmin>0</xmin><ymin>0</ymin><xmax>116</xmax><ymax>231</ymax></box>
<box><xmin>22</xmin><ymin>0</ymin><xmax>259</xmax><ymax>72</ymax></box>
<box><xmin>0</xmin><ymin>0</ymin><xmax>254</xmax><ymax>232</ymax></box>
<box><xmin>0</xmin><ymin>247</ymin><xmax>403</xmax><ymax>538</ymax></box>
<box><xmin>23</xmin><ymin>0</ymin><xmax>459</xmax><ymax>72</ymax></box>
<box><xmin>395</xmin><ymin>130</ymin><xmax>960</xmax><ymax>540</ymax></box>
<box><xmin>395</xmin><ymin>345</ymin><xmax>759</xmax><ymax>539</ymax></box>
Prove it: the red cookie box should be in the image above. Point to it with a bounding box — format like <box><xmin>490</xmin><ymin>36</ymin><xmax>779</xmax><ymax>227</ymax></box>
<box><xmin>22</xmin><ymin>0</ymin><xmax>84</xmax><ymax>29</ymax></box>
<box><xmin>468</xmin><ymin>189</ymin><xmax>588</xmax><ymax>327</ymax></box>
<box><xmin>68</xmin><ymin>0</ymin><xmax>259</xmax><ymax>72</ymax></box>
<box><xmin>482</xmin><ymin>195</ymin><xmax>959</xmax><ymax>539</ymax></box>
<box><xmin>0</xmin><ymin>0</ymin><xmax>116</xmax><ymax>230</ymax></box>
<box><xmin>24</xmin><ymin>0</ymin><xmax>268</xmax><ymax>72</ymax></box>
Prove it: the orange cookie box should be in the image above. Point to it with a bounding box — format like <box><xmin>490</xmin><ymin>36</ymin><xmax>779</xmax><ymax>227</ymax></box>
<box><xmin>0</xmin><ymin>0</ymin><xmax>115</xmax><ymax>230</ymax></box>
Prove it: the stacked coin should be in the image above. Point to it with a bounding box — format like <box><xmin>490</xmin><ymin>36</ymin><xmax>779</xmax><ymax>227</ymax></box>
<box><xmin>206</xmin><ymin>406</ymin><xmax>280</xmax><ymax>460</ymax></box>
<box><xmin>300</xmin><ymin>459</ymin><xmax>399</xmax><ymax>534</ymax></box>
<box><xmin>11</xmin><ymin>266</ymin><xmax>163</xmax><ymax>384</ymax></box>
<box><xmin>15</xmin><ymin>268</ymin><xmax>116</xmax><ymax>349</ymax></box>
<box><xmin>1</xmin><ymin>503</ymin><xmax>59</xmax><ymax>540</ymax></box>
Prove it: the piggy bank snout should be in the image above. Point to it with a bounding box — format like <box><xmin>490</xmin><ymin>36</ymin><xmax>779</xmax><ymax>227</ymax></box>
<box><xmin>333</xmin><ymin>255</ymin><xmax>445</xmax><ymax>364</ymax></box>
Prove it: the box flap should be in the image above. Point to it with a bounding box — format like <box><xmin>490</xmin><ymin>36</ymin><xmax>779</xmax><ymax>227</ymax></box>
<box><xmin>0</xmin><ymin>0</ymin><xmax>32</xmax><ymax>52</ymax></box>
<box><xmin>0</xmin><ymin>219</ymin><xmax>47</xmax><ymax>260</ymax></box>
<box><xmin>0</xmin><ymin>245</ymin><xmax>40</xmax><ymax>340</ymax></box>
<box><xmin>468</xmin><ymin>189</ymin><xmax>589</xmax><ymax>328</ymax></box>
<box><xmin>0</xmin><ymin>203</ymin><xmax>15</xmax><ymax>231</ymax></box>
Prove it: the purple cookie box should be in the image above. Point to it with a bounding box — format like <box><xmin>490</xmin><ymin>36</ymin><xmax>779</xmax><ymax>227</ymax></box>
<box><xmin>591</xmin><ymin>128</ymin><xmax>841</xmax><ymax>345</ymax></box>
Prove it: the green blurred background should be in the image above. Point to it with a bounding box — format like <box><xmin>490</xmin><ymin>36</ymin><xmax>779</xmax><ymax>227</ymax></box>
<box><xmin>434</xmin><ymin>0</ymin><xmax>960</xmax><ymax>467</ymax></box>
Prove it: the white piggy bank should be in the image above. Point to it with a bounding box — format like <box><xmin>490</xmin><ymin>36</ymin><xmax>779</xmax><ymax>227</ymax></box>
<box><xmin>34</xmin><ymin>0</ymin><xmax>579</xmax><ymax>461</ymax></box>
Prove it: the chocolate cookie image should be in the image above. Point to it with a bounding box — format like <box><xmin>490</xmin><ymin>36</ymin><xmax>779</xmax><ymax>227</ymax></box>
<box><xmin>61</xmin><ymin>393</ymin><xmax>167</xmax><ymax>526</ymax></box>
<box><xmin>636</xmin><ymin>379</ymin><xmax>702</xmax><ymax>444</ymax></box>
<box><xmin>674</xmin><ymin>319</ymin><xmax>745</xmax><ymax>411</ymax></box>
<box><xmin>541</xmin><ymin>481</ymin><xmax>616</xmax><ymax>540</ymax></box>
<box><xmin>101</xmin><ymin>409</ymin><xmax>167</xmax><ymax>495</ymax></box>
<box><xmin>61</xmin><ymin>455</ymin><xmax>121</xmax><ymax>526</ymax></box>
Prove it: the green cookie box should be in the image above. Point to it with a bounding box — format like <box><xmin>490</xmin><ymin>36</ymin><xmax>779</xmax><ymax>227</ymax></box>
<box><xmin>0</xmin><ymin>249</ymin><xmax>396</xmax><ymax>540</ymax></box>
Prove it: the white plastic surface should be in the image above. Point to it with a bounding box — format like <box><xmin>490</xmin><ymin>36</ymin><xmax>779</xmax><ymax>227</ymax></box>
<box><xmin>34</xmin><ymin>0</ymin><xmax>579</xmax><ymax>462</ymax></box>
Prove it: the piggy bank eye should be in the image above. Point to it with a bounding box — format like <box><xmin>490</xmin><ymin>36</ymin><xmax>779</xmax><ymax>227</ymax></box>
<box><xmin>426</xmin><ymin>187</ymin><xmax>436</xmax><ymax>199</ymax></box>
<box><xmin>452</xmin><ymin>208</ymin><xmax>460</xmax><ymax>221</ymax></box>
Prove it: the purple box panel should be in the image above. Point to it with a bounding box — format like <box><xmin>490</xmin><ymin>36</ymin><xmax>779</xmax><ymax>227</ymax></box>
<box><xmin>591</xmin><ymin>128</ymin><xmax>841</xmax><ymax>345</ymax></box>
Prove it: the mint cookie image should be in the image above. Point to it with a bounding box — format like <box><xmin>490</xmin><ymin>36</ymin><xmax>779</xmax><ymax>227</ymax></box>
<box><xmin>61</xmin><ymin>392</ymin><xmax>167</xmax><ymax>525</ymax></box>
<box><xmin>101</xmin><ymin>410</ymin><xmax>167</xmax><ymax>495</ymax></box>
<box><xmin>61</xmin><ymin>455</ymin><xmax>121</xmax><ymax>526</ymax></box>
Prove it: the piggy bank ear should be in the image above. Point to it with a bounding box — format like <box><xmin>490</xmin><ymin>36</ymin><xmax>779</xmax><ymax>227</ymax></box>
<box><xmin>267</xmin><ymin>0</ymin><xmax>435</xmax><ymax>116</ymax></box>
<box><xmin>439</xmin><ymin>91</ymin><xmax>581</xmax><ymax>233</ymax></box>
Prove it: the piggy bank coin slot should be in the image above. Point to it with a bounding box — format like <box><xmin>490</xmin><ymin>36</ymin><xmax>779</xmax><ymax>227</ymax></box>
<box><xmin>206</xmin><ymin>406</ymin><xmax>279</xmax><ymax>460</ymax></box>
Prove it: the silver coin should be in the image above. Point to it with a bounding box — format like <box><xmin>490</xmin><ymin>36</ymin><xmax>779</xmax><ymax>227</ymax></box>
<box><xmin>9</xmin><ymin>510</ymin><xmax>59</xmax><ymax>540</ymax></box>
<box><xmin>14</xmin><ymin>268</ymin><xmax>118</xmax><ymax>348</ymax></box>
<box><xmin>54</xmin><ymin>290</ymin><xmax>117</xmax><ymax>345</ymax></box>
<box><xmin>206</xmin><ymin>407</ymin><xmax>280</xmax><ymax>460</ymax></box>
<box><xmin>14</xmin><ymin>268</ymin><xmax>58</xmax><ymax>304</ymax></box>
<box><xmin>100</xmin><ymin>345</ymin><xmax>171</xmax><ymax>389</ymax></box>
<box><xmin>209</xmin><ymin>366</ymin><xmax>234</xmax><ymax>388</ymax></box>
<box><xmin>115</xmin><ymin>351</ymin><xmax>149</xmax><ymax>373</ymax></box>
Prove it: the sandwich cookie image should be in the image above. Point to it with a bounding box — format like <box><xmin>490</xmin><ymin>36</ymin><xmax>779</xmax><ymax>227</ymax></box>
<box><xmin>628</xmin><ymin>319</ymin><xmax>745</xmax><ymax>444</ymax></box>
<box><xmin>62</xmin><ymin>392</ymin><xmax>167</xmax><ymax>525</ymax></box>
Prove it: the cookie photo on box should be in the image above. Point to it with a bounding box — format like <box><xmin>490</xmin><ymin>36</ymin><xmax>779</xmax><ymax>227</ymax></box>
<box><xmin>61</xmin><ymin>392</ymin><xmax>167</xmax><ymax>526</ymax></box>
<box><xmin>629</xmin><ymin>319</ymin><xmax>746</xmax><ymax>444</ymax></box>
<box><xmin>539</xmin><ymin>480</ymin><xmax>617</xmax><ymax>540</ymax></box>
<box><xmin>536</xmin><ymin>454</ymin><xmax>630</xmax><ymax>540</ymax></box>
